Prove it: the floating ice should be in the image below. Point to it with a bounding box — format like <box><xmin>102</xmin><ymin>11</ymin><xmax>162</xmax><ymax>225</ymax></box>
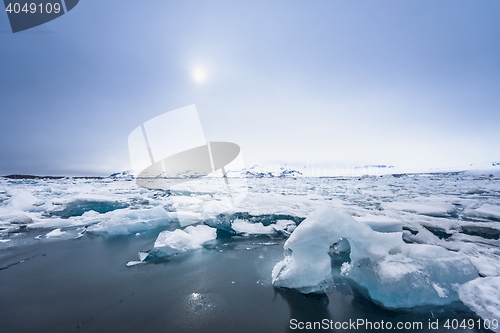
<box><xmin>354</xmin><ymin>215</ymin><xmax>403</xmax><ymax>233</ymax></box>
<box><xmin>232</xmin><ymin>219</ymin><xmax>275</xmax><ymax>235</ymax></box>
<box><xmin>272</xmin><ymin>207</ymin><xmax>349</xmax><ymax>293</ymax></box>
<box><xmin>9</xmin><ymin>191</ymin><xmax>39</xmax><ymax>210</ymax></box>
<box><xmin>204</xmin><ymin>213</ymin><xmax>299</xmax><ymax>236</ymax></box>
<box><xmin>204</xmin><ymin>214</ymin><xmax>237</xmax><ymax>234</ymax></box>
<box><xmin>126</xmin><ymin>261</ymin><xmax>143</xmax><ymax>267</ymax></box>
<box><xmin>272</xmin><ymin>219</ymin><xmax>297</xmax><ymax>236</ymax></box>
<box><xmin>463</xmin><ymin>204</ymin><xmax>500</xmax><ymax>222</ymax></box>
<box><xmin>459</xmin><ymin>277</ymin><xmax>500</xmax><ymax>333</ymax></box>
<box><xmin>1</xmin><ymin>170</ymin><xmax>498</xmax><ymax>315</ymax></box>
<box><xmin>49</xmin><ymin>197</ymin><xmax>128</xmax><ymax>218</ymax></box>
<box><xmin>148</xmin><ymin>224</ymin><xmax>217</xmax><ymax>258</ymax></box>
<box><xmin>450</xmin><ymin>241</ymin><xmax>500</xmax><ymax>277</ymax></box>
<box><xmin>272</xmin><ymin>205</ymin><xmax>479</xmax><ymax>308</ymax></box>
<box><xmin>173</xmin><ymin>211</ymin><xmax>204</xmax><ymax>226</ymax></box>
<box><xmin>0</xmin><ymin>213</ymin><xmax>33</xmax><ymax>225</ymax></box>
<box><xmin>45</xmin><ymin>228</ymin><xmax>66</xmax><ymax>238</ymax></box>
<box><xmin>86</xmin><ymin>206</ymin><xmax>171</xmax><ymax>236</ymax></box>
<box><xmin>382</xmin><ymin>201</ymin><xmax>457</xmax><ymax>218</ymax></box>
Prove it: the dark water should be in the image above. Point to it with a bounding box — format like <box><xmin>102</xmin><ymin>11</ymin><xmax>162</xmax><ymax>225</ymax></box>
<box><xmin>0</xmin><ymin>232</ymin><xmax>490</xmax><ymax>333</ymax></box>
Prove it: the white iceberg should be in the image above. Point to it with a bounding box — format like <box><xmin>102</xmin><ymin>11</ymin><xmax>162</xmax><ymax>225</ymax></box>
<box><xmin>272</xmin><ymin>205</ymin><xmax>479</xmax><ymax>308</ymax></box>
<box><xmin>151</xmin><ymin>224</ymin><xmax>217</xmax><ymax>258</ymax></box>
<box><xmin>459</xmin><ymin>277</ymin><xmax>500</xmax><ymax>333</ymax></box>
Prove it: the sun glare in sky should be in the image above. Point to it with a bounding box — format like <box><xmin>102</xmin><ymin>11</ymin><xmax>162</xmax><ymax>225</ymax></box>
<box><xmin>192</xmin><ymin>66</ymin><xmax>207</xmax><ymax>84</ymax></box>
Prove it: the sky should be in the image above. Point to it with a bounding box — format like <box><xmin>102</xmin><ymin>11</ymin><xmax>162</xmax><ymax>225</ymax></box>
<box><xmin>1</xmin><ymin>0</ymin><xmax>499</xmax><ymax>176</ymax></box>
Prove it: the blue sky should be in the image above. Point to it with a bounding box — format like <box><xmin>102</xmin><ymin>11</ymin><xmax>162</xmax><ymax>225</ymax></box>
<box><xmin>1</xmin><ymin>0</ymin><xmax>499</xmax><ymax>175</ymax></box>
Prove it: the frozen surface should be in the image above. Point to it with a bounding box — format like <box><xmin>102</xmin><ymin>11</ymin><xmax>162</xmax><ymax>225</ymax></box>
<box><xmin>354</xmin><ymin>215</ymin><xmax>403</xmax><ymax>233</ymax></box>
<box><xmin>459</xmin><ymin>277</ymin><xmax>500</xmax><ymax>333</ymax></box>
<box><xmin>0</xmin><ymin>168</ymin><xmax>499</xmax><ymax>313</ymax></box>
<box><xmin>381</xmin><ymin>201</ymin><xmax>457</xmax><ymax>218</ymax></box>
<box><xmin>463</xmin><ymin>204</ymin><xmax>500</xmax><ymax>221</ymax></box>
<box><xmin>272</xmin><ymin>206</ymin><xmax>479</xmax><ymax>308</ymax></box>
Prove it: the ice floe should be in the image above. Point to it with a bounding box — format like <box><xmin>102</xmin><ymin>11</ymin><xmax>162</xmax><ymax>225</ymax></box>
<box><xmin>272</xmin><ymin>205</ymin><xmax>479</xmax><ymax>308</ymax></box>
<box><xmin>127</xmin><ymin>224</ymin><xmax>217</xmax><ymax>265</ymax></box>
<box><xmin>150</xmin><ymin>224</ymin><xmax>216</xmax><ymax>258</ymax></box>
<box><xmin>463</xmin><ymin>204</ymin><xmax>500</xmax><ymax>221</ymax></box>
<box><xmin>459</xmin><ymin>277</ymin><xmax>500</xmax><ymax>333</ymax></box>
<box><xmin>86</xmin><ymin>207</ymin><xmax>171</xmax><ymax>236</ymax></box>
<box><xmin>1</xmin><ymin>169</ymin><xmax>499</xmax><ymax>315</ymax></box>
<box><xmin>45</xmin><ymin>228</ymin><xmax>66</xmax><ymax>238</ymax></box>
<box><xmin>232</xmin><ymin>219</ymin><xmax>275</xmax><ymax>235</ymax></box>
<box><xmin>381</xmin><ymin>201</ymin><xmax>457</xmax><ymax>218</ymax></box>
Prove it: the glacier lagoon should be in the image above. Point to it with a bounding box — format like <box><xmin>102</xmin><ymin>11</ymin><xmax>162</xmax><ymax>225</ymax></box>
<box><xmin>1</xmin><ymin>168</ymin><xmax>499</xmax><ymax>332</ymax></box>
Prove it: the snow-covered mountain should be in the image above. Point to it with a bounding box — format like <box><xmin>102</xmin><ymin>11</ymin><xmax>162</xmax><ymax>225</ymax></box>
<box><xmin>108</xmin><ymin>170</ymin><xmax>134</xmax><ymax>180</ymax></box>
<box><xmin>108</xmin><ymin>160</ymin><xmax>500</xmax><ymax>180</ymax></box>
<box><xmin>228</xmin><ymin>164</ymin><xmax>303</xmax><ymax>178</ymax></box>
<box><xmin>354</xmin><ymin>164</ymin><xmax>394</xmax><ymax>169</ymax></box>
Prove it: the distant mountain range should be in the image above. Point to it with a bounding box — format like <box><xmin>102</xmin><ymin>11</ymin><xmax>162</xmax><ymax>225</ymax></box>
<box><xmin>108</xmin><ymin>165</ymin><xmax>304</xmax><ymax>179</ymax></box>
<box><xmin>5</xmin><ymin>161</ymin><xmax>498</xmax><ymax>180</ymax></box>
<box><xmin>226</xmin><ymin>164</ymin><xmax>303</xmax><ymax>178</ymax></box>
<box><xmin>107</xmin><ymin>161</ymin><xmax>500</xmax><ymax>179</ymax></box>
<box><xmin>354</xmin><ymin>165</ymin><xmax>394</xmax><ymax>169</ymax></box>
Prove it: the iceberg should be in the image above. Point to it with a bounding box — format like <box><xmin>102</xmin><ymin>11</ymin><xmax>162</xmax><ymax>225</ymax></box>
<box><xmin>459</xmin><ymin>277</ymin><xmax>500</xmax><ymax>333</ymax></box>
<box><xmin>272</xmin><ymin>205</ymin><xmax>479</xmax><ymax>308</ymax></box>
<box><xmin>128</xmin><ymin>225</ymin><xmax>217</xmax><ymax>266</ymax></box>
<box><xmin>149</xmin><ymin>224</ymin><xmax>217</xmax><ymax>258</ymax></box>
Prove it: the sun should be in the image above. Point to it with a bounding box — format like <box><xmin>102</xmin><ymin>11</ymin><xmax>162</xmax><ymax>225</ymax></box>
<box><xmin>192</xmin><ymin>67</ymin><xmax>207</xmax><ymax>84</ymax></box>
